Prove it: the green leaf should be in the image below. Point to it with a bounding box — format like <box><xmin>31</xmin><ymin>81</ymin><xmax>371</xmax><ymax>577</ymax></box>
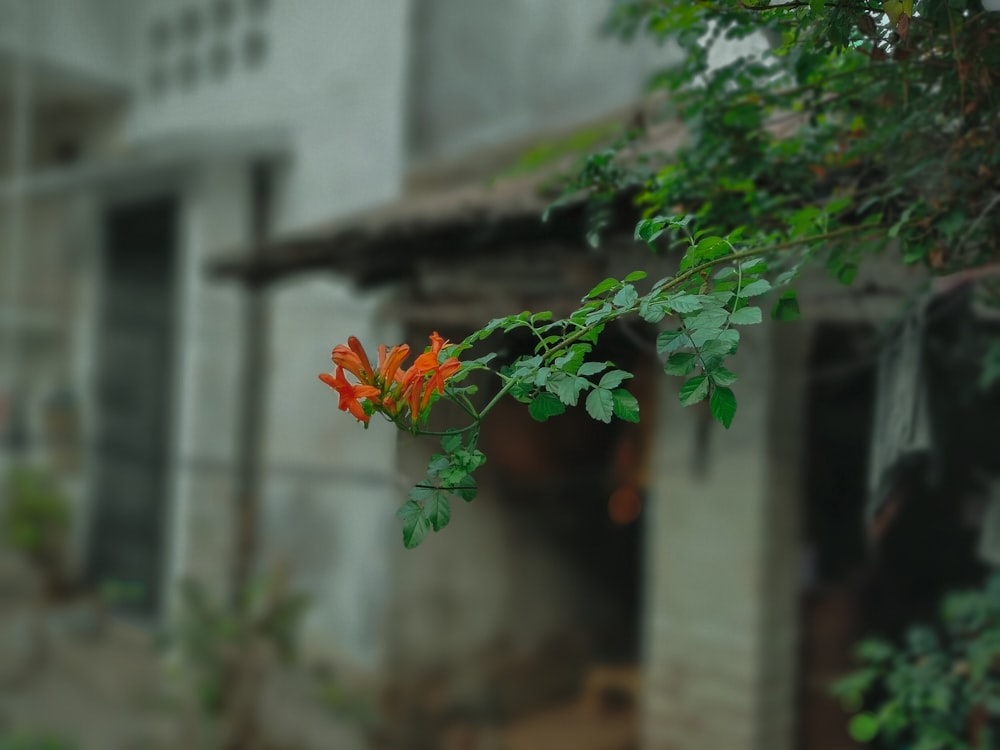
<box><xmin>624</xmin><ymin>270</ymin><xmax>648</xmax><ymax>282</ymax></box>
<box><xmin>639</xmin><ymin>297</ymin><xmax>668</xmax><ymax>323</ymax></box>
<box><xmin>450</xmin><ymin>476</ymin><xmax>477</xmax><ymax>503</ymax></box>
<box><xmin>709</xmin><ymin>386</ymin><xmax>737</xmax><ymax>428</ymax></box>
<box><xmin>729</xmin><ymin>306</ymin><xmax>762</xmax><ymax>325</ymax></box>
<box><xmin>408</xmin><ymin>486</ymin><xmax>453</xmax><ymax>531</ymax></box>
<box><xmin>704</xmin><ymin>290</ymin><xmax>734</xmax><ymax>306</ymax></box>
<box><xmin>772</xmin><ymin>290</ymin><xmax>801</xmax><ymax>321</ymax></box>
<box><xmin>586</xmin><ymin>278</ymin><xmax>619</xmax><ymax>299</ymax></box>
<box><xmin>396</xmin><ymin>500</ymin><xmax>431</xmax><ymax>549</ymax></box>
<box><xmin>717</xmin><ymin>329</ymin><xmax>740</xmax><ymax>351</ymax></box>
<box><xmin>598</xmin><ymin>370</ymin><xmax>632</xmax><ymax>389</ymax></box>
<box><xmin>441</xmin><ymin>433</ymin><xmax>462</xmax><ymax>454</ymax></box>
<box><xmin>577</xmin><ymin>361</ymin><xmax>609</xmax><ymax>377</ymax></box>
<box><xmin>686</xmin><ymin>308</ymin><xmax>729</xmax><ymax>330</ymax></box>
<box><xmin>554</xmin><ymin>346</ymin><xmax>589</xmax><ymax>373</ymax></box>
<box><xmin>714</xmin><ymin>266</ymin><xmax>737</xmax><ymax>280</ymax></box>
<box><xmin>585</xmin><ymin>388</ymin><xmax>614</xmax><ymax>423</ymax></box>
<box><xmin>546</xmin><ymin>372</ymin><xmax>590</xmax><ymax>406</ymax></box>
<box><xmin>699</xmin><ymin>341</ymin><xmax>731</xmax><ymax>371</ymax></box>
<box><xmin>666</xmin><ymin>294</ymin><xmax>702</xmax><ymax>313</ymax></box>
<box><xmin>425</xmin><ymin>454</ymin><xmax>450</xmax><ymax>477</ymax></box>
<box><xmin>707</xmin><ymin>366</ymin><xmax>738</xmax><ymax>386</ymax></box>
<box><xmin>679</xmin><ymin>375</ymin><xmax>709</xmax><ymax>406</ymax></box>
<box><xmin>635</xmin><ymin>216</ymin><xmax>667</xmax><ymax>244</ymax></box>
<box><xmin>664</xmin><ymin>352</ymin><xmax>697</xmax><ymax>376</ymax></box>
<box><xmin>848</xmin><ymin>713</ymin><xmax>880</xmax><ymax>743</ymax></box>
<box><xmin>838</xmin><ymin>263</ymin><xmax>858</xmax><ymax>285</ymax></box>
<box><xmin>684</xmin><ymin>235</ymin><xmax>730</xmax><ymax>268</ymax></box>
<box><xmin>611</xmin><ymin>389</ymin><xmax>640</xmax><ymax>423</ymax></box>
<box><xmin>738</xmin><ymin>279</ymin><xmax>772</xmax><ymax>298</ymax></box>
<box><xmin>739</xmin><ymin>257</ymin><xmax>767</xmax><ymax>273</ymax></box>
<box><xmin>656</xmin><ymin>330</ymin><xmax>691</xmax><ymax>356</ymax></box>
<box><xmin>452</xmin><ymin>447</ymin><xmax>487</xmax><ymax>474</ymax></box>
<box><xmin>529</xmin><ymin>392</ymin><xmax>567</xmax><ymax>422</ymax></box>
<box><xmin>690</xmin><ymin>326</ymin><xmax>725</xmax><ymax>348</ymax></box>
<box><xmin>613</xmin><ymin>284</ymin><xmax>639</xmax><ymax>308</ymax></box>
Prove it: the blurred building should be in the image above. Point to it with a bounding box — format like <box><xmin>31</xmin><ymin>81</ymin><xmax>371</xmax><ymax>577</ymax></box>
<box><xmin>4</xmin><ymin>2</ymin><xmax>998</xmax><ymax>750</ymax></box>
<box><xmin>0</xmin><ymin>0</ymin><xmax>681</xmax><ymax>747</ymax></box>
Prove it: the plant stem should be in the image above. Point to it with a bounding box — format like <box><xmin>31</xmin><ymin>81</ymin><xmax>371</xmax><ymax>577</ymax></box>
<box><xmin>542</xmin><ymin>225</ymin><xmax>876</xmax><ymax>366</ymax></box>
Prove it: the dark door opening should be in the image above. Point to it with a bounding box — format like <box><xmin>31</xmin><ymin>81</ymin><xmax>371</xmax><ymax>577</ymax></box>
<box><xmin>473</xmin><ymin>324</ymin><xmax>654</xmax><ymax>748</ymax></box>
<box><xmin>477</xmin><ymin>325</ymin><xmax>652</xmax><ymax>666</ymax></box>
<box><xmin>86</xmin><ymin>196</ymin><xmax>178</xmax><ymax>617</ymax></box>
<box><xmin>797</xmin><ymin>319</ymin><xmax>993</xmax><ymax>750</ymax></box>
<box><xmin>798</xmin><ymin>324</ymin><xmax>876</xmax><ymax>750</ymax></box>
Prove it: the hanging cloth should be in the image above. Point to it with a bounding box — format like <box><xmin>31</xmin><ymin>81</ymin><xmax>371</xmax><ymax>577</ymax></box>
<box><xmin>866</xmin><ymin>296</ymin><xmax>934</xmax><ymax>528</ymax></box>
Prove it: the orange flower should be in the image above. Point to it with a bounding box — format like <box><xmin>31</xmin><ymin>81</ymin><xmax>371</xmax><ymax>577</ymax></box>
<box><xmin>332</xmin><ymin>336</ymin><xmax>375</xmax><ymax>382</ymax></box>
<box><xmin>322</xmin><ymin>333</ymin><xmax>461</xmax><ymax>425</ymax></box>
<box><xmin>319</xmin><ymin>366</ymin><xmax>381</xmax><ymax>423</ymax></box>
<box><xmin>412</xmin><ymin>332</ymin><xmax>461</xmax><ymax>398</ymax></box>
<box><xmin>402</xmin><ymin>332</ymin><xmax>462</xmax><ymax>417</ymax></box>
<box><xmin>377</xmin><ymin>343</ymin><xmax>410</xmax><ymax>386</ymax></box>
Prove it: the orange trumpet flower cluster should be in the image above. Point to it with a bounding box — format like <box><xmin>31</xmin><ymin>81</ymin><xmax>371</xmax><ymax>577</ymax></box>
<box><xmin>320</xmin><ymin>332</ymin><xmax>462</xmax><ymax>424</ymax></box>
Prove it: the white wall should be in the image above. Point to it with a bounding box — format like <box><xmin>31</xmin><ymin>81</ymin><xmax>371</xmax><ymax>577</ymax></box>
<box><xmin>407</xmin><ymin>0</ymin><xmax>680</xmax><ymax>165</ymax></box>
<box><xmin>0</xmin><ymin>0</ymin><xmax>137</xmax><ymax>91</ymax></box>
<box><xmin>260</xmin><ymin>278</ymin><xmax>403</xmax><ymax>670</ymax></box>
<box><xmin>128</xmin><ymin>1</ymin><xmax>413</xmax><ymax>663</ymax></box>
<box><xmin>127</xmin><ymin>0</ymin><xmax>411</xmax><ymax>229</ymax></box>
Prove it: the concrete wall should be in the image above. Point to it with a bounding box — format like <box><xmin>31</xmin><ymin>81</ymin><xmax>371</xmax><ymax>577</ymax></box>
<box><xmin>406</xmin><ymin>0</ymin><xmax>680</xmax><ymax>165</ymax></box>
<box><xmin>118</xmin><ymin>0</ymin><xmax>413</xmax><ymax>662</ymax></box>
<box><xmin>259</xmin><ymin>279</ymin><xmax>403</xmax><ymax>670</ymax></box>
<box><xmin>127</xmin><ymin>0</ymin><xmax>410</xmax><ymax>229</ymax></box>
<box><xmin>0</xmin><ymin>0</ymin><xmax>137</xmax><ymax>92</ymax></box>
<box><xmin>641</xmin><ymin>321</ymin><xmax>809</xmax><ymax>750</ymax></box>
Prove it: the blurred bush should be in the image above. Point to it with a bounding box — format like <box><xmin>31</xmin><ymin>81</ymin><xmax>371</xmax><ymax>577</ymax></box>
<box><xmin>2</xmin><ymin>465</ymin><xmax>70</xmax><ymax>597</ymax></box>
<box><xmin>833</xmin><ymin>573</ymin><xmax>1000</xmax><ymax>749</ymax></box>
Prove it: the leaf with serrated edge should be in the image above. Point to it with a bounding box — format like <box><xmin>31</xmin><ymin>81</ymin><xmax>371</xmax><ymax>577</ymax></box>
<box><xmin>585</xmin><ymin>388</ymin><xmax>614</xmax><ymax>423</ymax></box>
<box><xmin>710</xmin><ymin>386</ymin><xmax>737</xmax><ymax>428</ymax></box>
<box><xmin>396</xmin><ymin>500</ymin><xmax>431</xmax><ymax>548</ymax></box>
<box><xmin>586</xmin><ymin>278</ymin><xmax>619</xmax><ymax>299</ymax></box>
<box><xmin>679</xmin><ymin>375</ymin><xmax>710</xmax><ymax>406</ymax></box>
<box><xmin>640</xmin><ymin>298</ymin><xmax>667</xmax><ymax>323</ymax></box>
<box><xmin>613</xmin><ymin>285</ymin><xmax>639</xmax><ymax>309</ymax></box>
<box><xmin>409</xmin><ymin>485</ymin><xmax>452</xmax><ymax>531</ymax></box>
<box><xmin>656</xmin><ymin>330</ymin><xmax>691</xmax><ymax>356</ymax></box>
<box><xmin>740</xmin><ymin>257</ymin><xmax>767</xmax><ymax>272</ymax></box>
<box><xmin>599</xmin><ymin>370</ymin><xmax>633</xmax><ymax>390</ymax></box>
<box><xmin>708</xmin><ymin>366</ymin><xmax>738</xmax><ymax>386</ymax></box>
<box><xmin>450</xmin><ymin>476</ymin><xmax>477</xmax><ymax>502</ymax></box>
<box><xmin>577</xmin><ymin>361</ymin><xmax>609</xmax><ymax>377</ymax></box>
<box><xmin>729</xmin><ymin>306</ymin><xmax>762</xmax><ymax>325</ymax></box>
<box><xmin>529</xmin><ymin>392</ymin><xmax>566</xmax><ymax>422</ymax></box>
<box><xmin>738</xmin><ymin>279</ymin><xmax>772</xmax><ymax>298</ymax></box>
<box><xmin>666</xmin><ymin>294</ymin><xmax>702</xmax><ymax>313</ymax></box>
<box><xmin>611</xmin><ymin>389</ymin><xmax>640</xmax><ymax>422</ymax></box>
<box><xmin>664</xmin><ymin>352</ymin><xmax>697</xmax><ymax>376</ymax></box>
<box><xmin>687</xmin><ymin>308</ymin><xmax>729</xmax><ymax>330</ymax></box>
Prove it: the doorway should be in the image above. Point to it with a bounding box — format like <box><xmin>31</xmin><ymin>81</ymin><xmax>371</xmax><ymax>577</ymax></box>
<box><xmin>86</xmin><ymin>196</ymin><xmax>178</xmax><ymax>617</ymax></box>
